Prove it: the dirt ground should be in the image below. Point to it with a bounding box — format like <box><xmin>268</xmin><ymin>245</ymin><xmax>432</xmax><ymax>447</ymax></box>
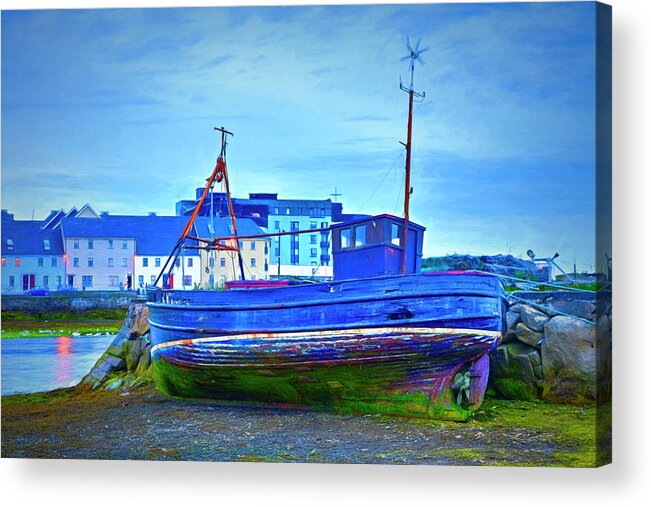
<box><xmin>1</xmin><ymin>384</ymin><xmax>606</xmax><ymax>466</ymax></box>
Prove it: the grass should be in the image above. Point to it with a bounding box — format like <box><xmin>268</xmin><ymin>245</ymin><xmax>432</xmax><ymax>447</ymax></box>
<box><xmin>1</xmin><ymin>320</ymin><xmax>121</xmax><ymax>338</ymax></box>
<box><xmin>471</xmin><ymin>398</ymin><xmax>609</xmax><ymax>467</ymax></box>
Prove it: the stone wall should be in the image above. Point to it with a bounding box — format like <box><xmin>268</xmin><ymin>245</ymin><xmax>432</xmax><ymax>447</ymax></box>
<box><xmin>2</xmin><ymin>292</ymin><xmax>137</xmax><ymax>313</ymax></box>
<box><xmin>490</xmin><ymin>291</ymin><xmax>612</xmax><ymax>403</ymax></box>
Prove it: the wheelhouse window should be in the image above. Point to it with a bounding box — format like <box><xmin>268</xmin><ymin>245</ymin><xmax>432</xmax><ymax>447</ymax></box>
<box><xmin>340</xmin><ymin>228</ymin><xmax>351</xmax><ymax>249</ymax></box>
<box><xmin>354</xmin><ymin>225</ymin><xmax>366</xmax><ymax>247</ymax></box>
<box><xmin>390</xmin><ymin>223</ymin><xmax>402</xmax><ymax>247</ymax></box>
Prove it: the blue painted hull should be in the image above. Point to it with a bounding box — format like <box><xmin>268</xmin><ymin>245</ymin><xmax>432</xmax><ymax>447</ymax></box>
<box><xmin>148</xmin><ymin>272</ymin><xmax>506</xmax><ymax>420</ymax></box>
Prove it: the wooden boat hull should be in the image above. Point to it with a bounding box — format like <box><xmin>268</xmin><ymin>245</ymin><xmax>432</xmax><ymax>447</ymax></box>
<box><xmin>148</xmin><ymin>272</ymin><xmax>506</xmax><ymax>421</ymax></box>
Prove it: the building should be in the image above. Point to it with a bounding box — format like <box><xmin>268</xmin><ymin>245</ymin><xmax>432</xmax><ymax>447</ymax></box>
<box><xmin>194</xmin><ymin>217</ymin><xmax>270</xmax><ymax>287</ymax></box>
<box><xmin>129</xmin><ymin>215</ymin><xmax>201</xmax><ymax>290</ymax></box>
<box><xmin>177</xmin><ymin>192</ymin><xmax>339</xmax><ymax>280</ymax></box>
<box><xmin>59</xmin><ymin>205</ymin><xmax>138</xmax><ymax>290</ymax></box>
<box><xmin>1</xmin><ymin>210</ymin><xmax>66</xmax><ymax>293</ymax></box>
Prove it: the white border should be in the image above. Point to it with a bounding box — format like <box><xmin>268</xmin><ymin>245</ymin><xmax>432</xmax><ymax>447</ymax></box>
<box><xmin>1</xmin><ymin>0</ymin><xmax>650</xmax><ymax>505</ymax></box>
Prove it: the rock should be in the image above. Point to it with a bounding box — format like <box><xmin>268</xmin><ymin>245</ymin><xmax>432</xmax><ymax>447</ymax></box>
<box><xmin>129</xmin><ymin>304</ymin><xmax>150</xmax><ymax>338</ymax></box>
<box><xmin>541</xmin><ymin>316</ymin><xmax>597</xmax><ymax>402</ymax></box>
<box><xmin>544</xmin><ymin>299</ymin><xmax>595</xmax><ymax>321</ymax></box>
<box><xmin>105</xmin><ymin>325</ymin><xmax>130</xmax><ymax>357</ymax></box>
<box><xmin>503</xmin><ymin>311</ymin><xmax>521</xmax><ymax>342</ymax></box>
<box><xmin>135</xmin><ymin>344</ymin><xmax>152</xmax><ymax>376</ymax></box>
<box><xmin>515</xmin><ymin>322</ymin><xmax>544</xmax><ymax>348</ymax></box>
<box><xmin>519</xmin><ymin>305</ymin><xmax>550</xmax><ymax>332</ymax></box>
<box><xmin>490</xmin><ymin>342</ymin><xmax>542</xmax><ymax>400</ymax></box>
<box><xmin>103</xmin><ymin>377</ymin><xmax>124</xmax><ymax>391</ymax></box>
<box><xmin>123</xmin><ymin>339</ymin><xmax>144</xmax><ymax>372</ymax></box>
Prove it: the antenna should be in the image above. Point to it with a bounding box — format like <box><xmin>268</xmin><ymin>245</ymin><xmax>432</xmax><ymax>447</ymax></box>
<box><xmin>330</xmin><ymin>187</ymin><xmax>342</xmax><ymax>203</ymax></box>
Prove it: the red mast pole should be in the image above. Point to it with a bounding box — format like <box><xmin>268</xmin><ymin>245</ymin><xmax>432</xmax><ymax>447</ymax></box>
<box><xmin>400</xmin><ymin>50</ymin><xmax>425</xmax><ymax>273</ymax></box>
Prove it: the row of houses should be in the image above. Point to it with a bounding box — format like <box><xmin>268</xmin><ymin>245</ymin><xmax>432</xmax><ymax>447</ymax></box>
<box><xmin>1</xmin><ymin>205</ymin><xmax>270</xmax><ymax>293</ymax></box>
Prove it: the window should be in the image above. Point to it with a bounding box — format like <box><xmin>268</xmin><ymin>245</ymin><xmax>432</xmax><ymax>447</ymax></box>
<box><xmin>138</xmin><ymin>275</ymin><xmax>144</xmax><ymax>286</ymax></box>
<box><xmin>73</xmin><ymin>240</ymin><xmax>79</xmax><ymax>249</ymax></box>
<box><xmin>155</xmin><ymin>258</ymin><xmax>161</xmax><ymax>267</ymax></box>
<box><xmin>108</xmin><ymin>275</ymin><xmax>119</xmax><ymax>287</ymax></box>
<box><xmin>274</xmin><ymin>207</ymin><xmax>279</xmax><ymax>215</ymax></box>
<box><xmin>264</xmin><ymin>261</ymin><xmax>269</xmax><ymax>272</ymax></box>
<box><xmin>290</xmin><ymin>221</ymin><xmax>299</xmax><ymax>231</ymax></box>
<box><xmin>309</xmin><ymin>208</ymin><xmax>315</xmax><ymax>217</ymax></box>
<box><xmin>391</xmin><ymin>223</ymin><xmax>401</xmax><ymax>246</ymax></box>
<box><xmin>250</xmin><ymin>258</ymin><xmax>256</xmax><ymax>267</ymax></box>
<box><xmin>310</xmin><ymin>248</ymin><xmax>317</xmax><ymax>257</ymax></box>
<box><xmin>38</xmin><ymin>257</ymin><xmax>44</xmax><ymax>267</ymax></box>
<box><xmin>9</xmin><ymin>275</ymin><xmax>15</xmax><ymax>287</ymax></box>
<box><xmin>220</xmin><ymin>258</ymin><xmax>226</xmax><ymax>267</ymax></box>
<box><xmin>209</xmin><ymin>257</ymin><xmax>214</xmax><ymax>268</ymax></box>
<box><xmin>274</xmin><ymin>221</ymin><xmax>280</xmax><ymax>229</ymax></box>
<box><xmin>310</xmin><ymin>235</ymin><xmax>317</xmax><ymax>244</ymax></box>
<box><xmin>183</xmin><ymin>275</ymin><xmax>192</xmax><ymax>286</ymax></box>
<box><xmin>238</xmin><ymin>240</ymin><xmax>244</xmax><ymax>250</ymax></box>
<box><xmin>88</xmin><ymin>240</ymin><xmax>94</xmax><ymax>249</ymax></box>
<box><xmin>321</xmin><ymin>222</ymin><xmax>328</xmax><ymax>229</ymax></box>
<box><xmin>88</xmin><ymin>258</ymin><xmax>94</xmax><ymax>267</ymax></box>
<box><xmin>121</xmin><ymin>258</ymin><xmax>128</xmax><ymax>268</ymax></box>
<box><xmin>150</xmin><ymin>275</ymin><xmax>156</xmax><ymax>284</ymax></box>
<box><xmin>354</xmin><ymin>225</ymin><xmax>366</xmax><ymax>247</ymax></box>
<box><xmin>311</xmin><ymin>261</ymin><xmax>318</xmax><ymax>266</ymax></box>
<box><xmin>285</xmin><ymin>208</ymin><xmax>291</xmax><ymax>215</ymax></box>
<box><xmin>14</xmin><ymin>258</ymin><xmax>21</xmax><ymax>267</ymax></box>
<box><xmin>6</xmin><ymin>239</ymin><xmax>14</xmax><ymax>250</ymax></box>
<box><xmin>142</xmin><ymin>258</ymin><xmax>149</xmax><ymax>267</ymax></box>
<box><xmin>250</xmin><ymin>241</ymin><xmax>256</xmax><ymax>251</ymax></box>
<box><xmin>43</xmin><ymin>239</ymin><xmax>51</xmax><ymax>250</ymax></box>
<box><xmin>175</xmin><ymin>258</ymin><xmax>180</xmax><ymax>268</ymax></box>
<box><xmin>108</xmin><ymin>240</ymin><xmax>114</xmax><ymax>249</ymax></box>
<box><xmin>340</xmin><ymin>228</ymin><xmax>351</xmax><ymax>249</ymax></box>
<box><xmin>310</xmin><ymin>222</ymin><xmax>317</xmax><ymax>229</ymax></box>
<box><xmin>274</xmin><ymin>247</ymin><xmax>279</xmax><ymax>257</ymax></box>
<box><xmin>51</xmin><ymin>257</ymin><xmax>57</xmax><ymax>267</ymax></box>
<box><xmin>320</xmin><ymin>208</ymin><xmax>326</xmax><ymax>217</ymax></box>
<box><xmin>251</xmin><ymin>275</ymin><xmax>256</xmax><ymax>280</ymax></box>
<box><xmin>43</xmin><ymin>275</ymin><xmax>49</xmax><ymax>287</ymax></box>
<box><xmin>122</xmin><ymin>241</ymin><xmax>128</xmax><ymax>249</ymax></box>
<box><xmin>108</xmin><ymin>258</ymin><xmax>114</xmax><ymax>267</ymax></box>
<box><xmin>56</xmin><ymin>276</ymin><xmax>62</xmax><ymax>287</ymax></box>
<box><xmin>187</xmin><ymin>258</ymin><xmax>193</xmax><ymax>267</ymax></box>
<box><xmin>73</xmin><ymin>258</ymin><xmax>79</xmax><ymax>267</ymax></box>
<box><xmin>82</xmin><ymin>275</ymin><xmax>93</xmax><ymax>288</ymax></box>
<box><xmin>1</xmin><ymin>258</ymin><xmax>5</xmax><ymax>266</ymax></box>
<box><xmin>219</xmin><ymin>275</ymin><xmax>227</xmax><ymax>287</ymax></box>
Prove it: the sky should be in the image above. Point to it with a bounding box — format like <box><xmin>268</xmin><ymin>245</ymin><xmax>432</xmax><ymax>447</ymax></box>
<box><xmin>1</xmin><ymin>2</ymin><xmax>602</xmax><ymax>271</ymax></box>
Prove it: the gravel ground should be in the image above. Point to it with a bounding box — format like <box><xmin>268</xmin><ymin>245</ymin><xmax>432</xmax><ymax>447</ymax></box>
<box><xmin>1</xmin><ymin>384</ymin><xmax>597</xmax><ymax>466</ymax></box>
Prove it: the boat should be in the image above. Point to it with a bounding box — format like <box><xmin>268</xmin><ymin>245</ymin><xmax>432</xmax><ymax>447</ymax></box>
<box><xmin>147</xmin><ymin>41</ymin><xmax>506</xmax><ymax>421</ymax></box>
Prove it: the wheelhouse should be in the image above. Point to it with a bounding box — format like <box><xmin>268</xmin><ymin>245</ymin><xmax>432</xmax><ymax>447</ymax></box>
<box><xmin>331</xmin><ymin>214</ymin><xmax>425</xmax><ymax>280</ymax></box>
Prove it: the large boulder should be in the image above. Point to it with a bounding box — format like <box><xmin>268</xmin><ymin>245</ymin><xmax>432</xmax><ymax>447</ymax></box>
<box><xmin>515</xmin><ymin>322</ymin><xmax>544</xmax><ymax>348</ymax></box>
<box><xmin>503</xmin><ymin>311</ymin><xmax>521</xmax><ymax>343</ymax></box>
<box><xmin>541</xmin><ymin>316</ymin><xmax>597</xmax><ymax>402</ymax></box>
<box><xmin>490</xmin><ymin>342</ymin><xmax>542</xmax><ymax>400</ymax></box>
<box><xmin>544</xmin><ymin>299</ymin><xmax>595</xmax><ymax>320</ymax></box>
<box><xmin>519</xmin><ymin>305</ymin><xmax>551</xmax><ymax>332</ymax></box>
<box><xmin>130</xmin><ymin>304</ymin><xmax>150</xmax><ymax>338</ymax></box>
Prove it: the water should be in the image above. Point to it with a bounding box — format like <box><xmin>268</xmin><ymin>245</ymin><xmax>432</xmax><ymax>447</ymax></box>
<box><xmin>1</xmin><ymin>334</ymin><xmax>115</xmax><ymax>395</ymax></box>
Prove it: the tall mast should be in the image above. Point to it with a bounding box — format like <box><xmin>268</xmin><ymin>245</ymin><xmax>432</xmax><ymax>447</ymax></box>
<box><xmin>399</xmin><ymin>38</ymin><xmax>426</xmax><ymax>273</ymax></box>
<box><xmin>215</xmin><ymin>126</ymin><xmax>246</xmax><ymax>281</ymax></box>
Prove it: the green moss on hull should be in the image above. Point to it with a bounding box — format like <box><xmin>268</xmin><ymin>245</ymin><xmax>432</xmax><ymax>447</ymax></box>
<box><xmin>152</xmin><ymin>358</ymin><xmax>474</xmax><ymax>422</ymax></box>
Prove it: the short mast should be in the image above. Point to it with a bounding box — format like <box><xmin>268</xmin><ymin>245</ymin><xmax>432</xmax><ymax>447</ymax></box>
<box><xmin>214</xmin><ymin>126</ymin><xmax>246</xmax><ymax>282</ymax></box>
<box><xmin>399</xmin><ymin>38</ymin><xmax>426</xmax><ymax>273</ymax></box>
